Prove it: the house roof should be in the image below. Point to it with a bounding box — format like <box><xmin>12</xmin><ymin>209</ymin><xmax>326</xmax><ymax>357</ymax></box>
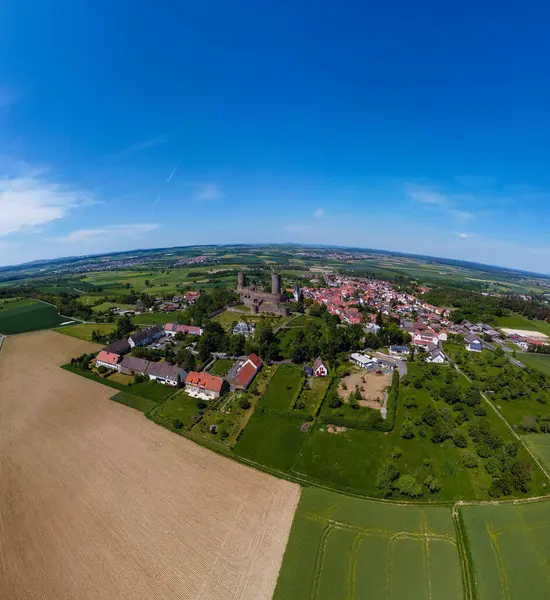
<box><xmin>185</xmin><ymin>371</ymin><xmax>225</xmax><ymax>393</ymax></box>
<box><xmin>248</xmin><ymin>353</ymin><xmax>262</xmax><ymax>369</ymax></box>
<box><xmin>165</xmin><ymin>323</ymin><xmax>202</xmax><ymax>336</ymax></box>
<box><xmin>120</xmin><ymin>356</ymin><xmax>150</xmax><ymax>373</ymax></box>
<box><xmin>146</xmin><ymin>361</ymin><xmax>186</xmax><ymax>381</ymax></box>
<box><xmin>103</xmin><ymin>338</ymin><xmax>131</xmax><ymax>355</ymax></box>
<box><xmin>96</xmin><ymin>351</ymin><xmax>120</xmax><ymax>366</ymax></box>
<box><xmin>313</xmin><ymin>357</ymin><xmax>327</xmax><ymax>371</ymax></box>
<box><xmin>129</xmin><ymin>325</ymin><xmax>163</xmax><ymax>344</ymax></box>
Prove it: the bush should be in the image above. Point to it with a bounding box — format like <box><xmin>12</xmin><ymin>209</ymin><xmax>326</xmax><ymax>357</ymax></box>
<box><xmin>424</xmin><ymin>475</ymin><xmax>441</xmax><ymax>493</ymax></box>
<box><xmin>473</xmin><ymin>405</ymin><xmax>487</xmax><ymax>416</ymax></box>
<box><xmin>239</xmin><ymin>398</ymin><xmax>251</xmax><ymax>410</ymax></box>
<box><xmin>196</xmin><ymin>399</ymin><xmax>208</xmax><ymax>410</ymax></box>
<box><xmin>97</xmin><ymin>365</ymin><xmax>107</xmax><ymax>375</ymax></box>
<box><xmin>391</xmin><ymin>446</ymin><xmax>403</xmax><ymax>459</ymax></box>
<box><xmin>454</xmin><ymin>433</ymin><xmax>468</xmax><ymax>448</ymax></box>
<box><xmin>173</xmin><ymin>418</ymin><xmax>184</xmax><ymax>429</ymax></box>
<box><xmin>393</xmin><ymin>474</ymin><xmax>423</xmax><ymax>498</ymax></box>
<box><xmin>462</xmin><ymin>450</ymin><xmax>479</xmax><ymax>468</ymax></box>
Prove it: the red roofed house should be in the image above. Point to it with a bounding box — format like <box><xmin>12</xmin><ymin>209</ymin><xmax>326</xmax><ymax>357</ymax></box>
<box><xmin>227</xmin><ymin>353</ymin><xmax>263</xmax><ymax>390</ymax></box>
<box><xmin>185</xmin><ymin>371</ymin><xmax>228</xmax><ymax>399</ymax></box>
<box><xmin>95</xmin><ymin>351</ymin><xmax>122</xmax><ymax>372</ymax></box>
<box><xmin>313</xmin><ymin>357</ymin><xmax>328</xmax><ymax>377</ymax></box>
<box><xmin>164</xmin><ymin>323</ymin><xmax>203</xmax><ymax>337</ymax></box>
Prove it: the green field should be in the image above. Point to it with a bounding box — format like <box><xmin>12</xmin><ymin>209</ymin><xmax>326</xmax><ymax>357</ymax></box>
<box><xmin>233</xmin><ymin>410</ymin><xmax>308</xmax><ymax>471</ymax></box>
<box><xmin>523</xmin><ymin>434</ymin><xmax>550</xmax><ymax>473</ymax></box>
<box><xmin>91</xmin><ymin>302</ymin><xmax>135</xmax><ymax>313</ymax></box>
<box><xmin>209</xmin><ymin>358</ymin><xmax>234</xmax><ymax>376</ymax></box>
<box><xmin>55</xmin><ymin>322</ymin><xmax>116</xmax><ymax>341</ymax></box>
<box><xmin>0</xmin><ymin>297</ymin><xmax>36</xmax><ymax>309</ymax></box>
<box><xmin>274</xmin><ymin>487</ymin><xmax>463</xmax><ymax>600</ymax></box>
<box><xmin>260</xmin><ymin>364</ymin><xmax>304</xmax><ymax>409</ymax></box>
<box><xmin>495</xmin><ymin>313</ymin><xmax>550</xmax><ymax>336</ymax></box>
<box><xmin>0</xmin><ymin>301</ymin><xmax>73</xmax><ymax>334</ymax></box>
<box><xmin>133</xmin><ymin>312</ymin><xmax>179</xmax><ymax>325</ymax></box>
<box><xmin>110</xmin><ymin>391</ymin><xmax>160</xmax><ymax>413</ymax></box>
<box><xmin>460</xmin><ymin>500</ymin><xmax>550</xmax><ymax>600</ymax></box>
<box><xmin>518</xmin><ymin>352</ymin><xmax>550</xmax><ymax>375</ymax></box>
<box><xmin>150</xmin><ymin>390</ymin><xmax>203</xmax><ymax>429</ymax></box>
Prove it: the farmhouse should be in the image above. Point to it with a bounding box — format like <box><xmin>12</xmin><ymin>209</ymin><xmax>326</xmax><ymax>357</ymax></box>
<box><xmin>226</xmin><ymin>353</ymin><xmax>263</xmax><ymax>390</ymax></box>
<box><xmin>103</xmin><ymin>338</ymin><xmax>131</xmax><ymax>355</ymax></box>
<box><xmin>146</xmin><ymin>362</ymin><xmax>187</xmax><ymax>386</ymax></box>
<box><xmin>120</xmin><ymin>355</ymin><xmax>150</xmax><ymax>376</ymax></box>
<box><xmin>95</xmin><ymin>350</ymin><xmax>122</xmax><ymax>371</ymax></box>
<box><xmin>164</xmin><ymin>323</ymin><xmax>203</xmax><ymax>337</ymax></box>
<box><xmin>313</xmin><ymin>357</ymin><xmax>328</xmax><ymax>377</ymax></box>
<box><xmin>186</xmin><ymin>371</ymin><xmax>228</xmax><ymax>399</ymax></box>
<box><xmin>128</xmin><ymin>325</ymin><xmax>164</xmax><ymax>348</ymax></box>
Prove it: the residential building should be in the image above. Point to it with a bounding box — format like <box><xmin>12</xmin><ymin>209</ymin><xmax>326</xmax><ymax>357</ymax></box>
<box><xmin>95</xmin><ymin>351</ymin><xmax>122</xmax><ymax>371</ymax></box>
<box><xmin>128</xmin><ymin>325</ymin><xmax>164</xmax><ymax>348</ymax></box>
<box><xmin>185</xmin><ymin>372</ymin><xmax>227</xmax><ymax>399</ymax></box>
<box><xmin>516</xmin><ymin>341</ymin><xmax>529</xmax><ymax>351</ymax></box>
<box><xmin>313</xmin><ymin>357</ymin><xmax>329</xmax><ymax>377</ymax></box>
<box><xmin>165</xmin><ymin>323</ymin><xmax>203</xmax><ymax>337</ymax></box>
<box><xmin>232</xmin><ymin>322</ymin><xmax>255</xmax><ymax>337</ymax></box>
<box><xmin>466</xmin><ymin>339</ymin><xmax>483</xmax><ymax>352</ymax></box>
<box><xmin>120</xmin><ymin>355</ymin><xmax>150</xmax><ymax>376</ymax></box>
<box><xmin>226</xmin><ymin>353</ymin><xmax>263</xmax><ymax>390</ymax></box>
<box><xmin>427</xmin><ymin>346</ymin><xmax>446</xmax><ymax>364</ymax></box>
<box><xmin>389</xmin><ymin>345</ymin><xmax>410</xmax><ymax>357</ymax></box>
<box><xmin>103</xmin><ymin>338</ymin><xmax>131</xmax><ymax>356</ymax></box>
<box><xmin>146</xmin><ymin>362</ymin><xmax>187</xmax><ymax>386</ymax></box>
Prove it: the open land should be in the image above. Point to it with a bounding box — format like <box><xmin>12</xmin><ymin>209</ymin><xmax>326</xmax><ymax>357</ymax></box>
<box><xmin>274</xmin><ymin>487</ymin><xmax>463</xmax><ymax>600</ymax></box>
<box><xmin>55</xmin><ymin>322</ymin><xmax>116</xmax><ymax>341</ymax></box>
<box><xmin>496</xmin><ymin>313</ymin><xmax>550</xmax><ymax>337</ymax></box>
<box><xmin>518</xmin><ymin>353</ymin><xmax>550</xmax><ymax>375</ymax></box>
<box><xmin>339</xmin><ymin>369</ymin><xmax>391</xmax><ymax>408</ymax></box>
<box><xmin>0</xmin><ymin>331</ymin><xmax>300</xmax><ymax>600</ymax></box>
<box><xmin>500</xmin><ymin>327</ymin><xmax>549</xmax><ymax>340</ymax></box>
<box><xmin>0</xmin><ymin>300</ymin><xmax>73</xmax><ymax>334</ymax></box>
<box><xmin>460</xmin><ymin>500</ymin><xmax>550</xmax><ymax>600</ymax></box>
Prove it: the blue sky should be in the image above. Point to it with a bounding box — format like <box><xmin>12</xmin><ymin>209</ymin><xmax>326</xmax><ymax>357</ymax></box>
<box><xmin>1</xmin><ymin>1</ymin><xmax>550</xmax><ymax>272</ymax></box>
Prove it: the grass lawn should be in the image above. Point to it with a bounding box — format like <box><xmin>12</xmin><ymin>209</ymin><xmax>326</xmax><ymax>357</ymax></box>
<box><xmin>523</xmin><ymin>434</ymin><xmax>550</xmax><ymax>473</ymax></box>
<box><xmin>518</xmin><ymin>352</ymin><xmax>550</xmax><ymax>376</ymax></box>
<box><xmin>213</xmin><ymin>308</ymin><xmax>284</xmax><ymax>330</ymax></box>
<box><xmin>150</xmin><ymin>390</ymin><xmax>203</xmax><ymax>429</ymax></box>
<box><xmin>54</xmin><ymin>322</ymin><xmax>116</xmax><ymax>341</ymax></box>
<box><xmin>0</xmin><ymin>301</ymin><xmax>72</xmax><ymax>334</ymax></box>
<box><xmin>495</xmin><ymin>313</ymin><xmax>550</xmax><ymax>336</ymax></box>
<box><xmin>233</xmin><ymin>410</ymin><xmax>309</xmax><ymax>472</ymax></box>
<box><xmin>287</xmin><ymin>314</ymin><xmax>325</xmax><ymax>328</ymax></box>
<box><xmin>274</xmin><ymin>487</ymin><xmax>462</xmax><ymax>600</ymax></box>
<box><xmin>0</xmin><ymin>297</ymin><xmax>36</xmax><ymax>309</ymax></box>
<box><xmin>209</xmin><ymin>358</ymin><xmax>234</xmax><ymax>376</ymax></box>
<box><xmin>110</xmin><ymin>391</ymin><xmax>159</xmax><ymax>413</ymax></box>
<box><xmin>261</xmin><ymin>364</ymin><xmax>303</xmax><ymax>410</ymax></box>
<box><xmin>460</xmin><ymin>500</ymin><xmax>550</xmax><ymax>600</ymax></box>
<box><xmin>133</xmin><ymin>312</ymin><xmax>181</xmax><ymax>325</ymax></box>
<box><xmin>295</xmin><ymin>376</ymin><xmax>330</xmax><ymax>414</ymax></box>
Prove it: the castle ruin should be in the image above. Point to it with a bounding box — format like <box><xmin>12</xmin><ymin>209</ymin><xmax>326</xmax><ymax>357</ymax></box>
<box><xmin>237</xmin><ymin>272</ymin><xmax>289</xmax><ymax>315</ymax></box>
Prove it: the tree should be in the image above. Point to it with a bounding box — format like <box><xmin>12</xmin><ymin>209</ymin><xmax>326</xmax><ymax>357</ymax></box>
<box><xmin>400</xmin><ymin>415</ymin><xmax>415</xmax><ymax>439</ymax></box>
<box><xmin>375</xmin><ymin>460</ymin><xmax>399</xmax><ymax>497</ymax></box>
<box><xmin>239</xmin><ymin>398</ymin><xmax>251</xmax><ymax>409</ymax></box>
<box><xmin>393</xmin><ymin>474</ymin><xmax>423</xmax><ymax>498</ymax></box>
<box><xmin>328</xmin><ymin>391</ymin><xmax>342</xmax><ymax>409</ymax></box>
<box><xmin>453</xmin><ymin>432</ymin><xmax>468</xmax><ymax>448</ymax></box>
<box><xmin>462</xmin><ymin>451</ymin><xmax>479</xmax><ymax>468</ymax></box>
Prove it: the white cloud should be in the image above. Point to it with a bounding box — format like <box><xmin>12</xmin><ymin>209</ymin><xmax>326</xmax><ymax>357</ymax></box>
<box><xmin>193</xmin><ymin>183</ymin><xmax>224</xmax><ymax>201</ymax></box>
<box><xmin>314</xmin><ymin>208</ymin><xmax>325</xmax><ymax>218</ymax></box>
<box><xmin>48</xmin><ymin>223</ymin><xmax>159</xmax><ymax>244</ymax></box>
<box><xmin>458</xmin><ymin>233</ymin><xmax>469</xmax><ymax>238</ymax></box>
<box><xmin>405</xmin><ymin>182</ymin><xmax>477</xmax><ymax>224</ymax></box>
<box><xmin>110</xmin><ymin>135</ymin><xmax>169</xmax><ymax>158</ymax></box>
<box><xmin>0</xmin><ymin>166</ymin><xmax>96</xmax><ymax>237</ymax></box>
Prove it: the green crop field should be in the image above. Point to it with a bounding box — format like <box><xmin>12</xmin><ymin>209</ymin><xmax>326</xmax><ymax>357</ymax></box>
<box><xmin>55</xmin><ymin>322</ymin><xmax>116</xmax><ymax>341</ymax></box>
<box><xmin>274</xmin><ymin>487</ymin><xmax>463</xmax><ymax>600</ymax></box>
<box><xmin>0</xmin><ymin>297</ymin><xmax>36</xmax><ymax>309</ymax></box>
<box><xmin>91</xmin><ymin>302</ymin><xmax>135</xmax><ymax>313</ymax></box>
<box><xmin>261</xmin><ymin>364</ymin><xmax>303</xmax><ymax>409</ymax></box>
<box><xmin>209</xmin><ymin>358</ymin><xmax>234</xmax><ymax>376</ymax></box>
<box><xmin>460</xmin><ymin>500</ymin><xmax>550</xmax><ymax>600</ymax></box>
<box><xmin>518</xmin><ymin>352</ymin><xmax>550</xmax><ymax>376</ymax></box>
<box><xmin>523</xmin><ymin>434</ymin><xmax>550</xmax><ymax>473</ymax></box>
<box><xmin>495</xmin><ymin>313</ymin><xmax>550</xmax><ymax>336</ymax></box>
<box><xmin>0</xmin><ymin>301</ymin><xmax>73</xmax><ymax>334</ymax></box>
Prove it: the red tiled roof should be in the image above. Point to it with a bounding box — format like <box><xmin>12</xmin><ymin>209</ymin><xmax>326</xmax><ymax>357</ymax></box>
<box><xmin>235</xmin><ymin>361</ymin><xmax>258</xmax><ymax>388</ymax></box>
<box><xmin>248</xmin><ymin>353</ymin><xmax>262</xmax><ymax>369</ymax></box>
<box><xmin>185</xmin><ymin>371</ymin><xmax>225</xmax><ymax>393</ymax></box>
<box><xmin>96</xmin><ymin>351</ymin><xmax>120</xmax><ymax>366</ymax></box>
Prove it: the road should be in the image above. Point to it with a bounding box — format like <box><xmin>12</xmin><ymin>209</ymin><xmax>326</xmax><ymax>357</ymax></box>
<box><xmin>374</xmin><ymin>352</ymin><xmax>408</xmax><ymax>376</ymax></box>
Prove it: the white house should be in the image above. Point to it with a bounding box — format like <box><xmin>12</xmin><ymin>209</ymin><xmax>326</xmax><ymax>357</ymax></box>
<box><xmin>95</xmin><ymin>351</ymin><xmax>121</xmax><ymax>372</ymax></box>
<box><xmin>516</xmin><ymin>340</ymin><xmax>529</xmax><ymax>351</ymax></box>
<box><xmin>427</xmin><ymin>347</ymin><xmax>446</xmax><ymax>364</ymax></box>
<box><xmin>313</xmin><ymin>357</ymin><xmax>328</xmax><ymax>377</ymax></box>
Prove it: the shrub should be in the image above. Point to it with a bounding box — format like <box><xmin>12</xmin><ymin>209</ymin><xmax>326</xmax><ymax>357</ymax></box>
<box><xmin>239</xmin><ymin>398</ymin><xmax>251</xmax><ymax>410</ymax></box>
<box><xmin>454</xmin><ymin>433</ymin><xmax>468</xmax><ymax>448</ymax></box>
<box><xmin>393</xmin><ymin>474</ymin><xmax>423</xmax><ymax>498</ymax></box>
<box><xmin>473</xmin><ymin>405</ymin><xmax>487</xmax><ymax>416</ymax></box>
<box><xmin>391</xmin><ymin>446</ymin><xmax>403</xmax><ymax>459</ymax></box>
<box><xmin>462</xmin><ymin>450</ymin><xmax>479</xmax><ymax>468</ymax></box>
<box><xmin>424</xmin><ymin>475</ymin><xmax>441</xmax><ymax>493</ymax></box>
<box><xmin>173</xmin><ymin>418</ymin><xmax>184</xmax><ymax>429</ymax></box>
<box><xmin>196</xmin><ymin>399</ymin><xmax>208</xmax><ymax>410</ymax></box>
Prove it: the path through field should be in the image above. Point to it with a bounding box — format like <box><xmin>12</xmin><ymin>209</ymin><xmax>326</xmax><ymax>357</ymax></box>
<box><xmin>0</xmin><ymin>331</ymin><xmax>299</xmax><ymax>600</ymax></box>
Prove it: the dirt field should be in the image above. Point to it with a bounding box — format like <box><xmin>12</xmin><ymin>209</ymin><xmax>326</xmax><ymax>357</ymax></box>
<box><xmin>0</xmin><ymin>331</ymin><xmax>300</xmax><ymax>600</ymax></box>
<box><xmin>339</xmin><ymin>370</ymin><xmax>391</xmax><ymax>408</ymax></box>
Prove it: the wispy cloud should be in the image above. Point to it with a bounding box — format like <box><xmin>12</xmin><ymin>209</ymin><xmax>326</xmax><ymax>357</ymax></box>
<box><xmin>152</xmin><ymin>195</ymin><xmax>161</xmax><ymax>209</ymax></box>
<box><xmin>48</xmin><ymin>223</ymin><xmax>159</xmax><ymax>244</ymax></box>
<box><xmin>314</xmin><ymin>208</ymin><xmax>325</xmax><ymax>218</ymax></box>
<box><xmin>457</xmin><ymin>232</ymin><xmax>469</xmax><ymax>238</ymax></box>
<box><xmin>110</xmin><ymin>135</ymin><xmax>169</xmax><ymax>158</ymax></box>
<box><xmin>192</xmin><ymin>183</ymin><xmax>224</xmax><ymax>201</ymax></box>
<box><xmin>405</xmin><ymin>182</ymin><xmax>478</xmax><ymax>224</ymax></box>
<box><xmin>0</xmin><ymin>162</ymin><xmax>96</xmax><ymax>237</ymax></box>
<box><xmin>166</xmin><ymin>164</ymin><xmax>179</xmax><ymax>183</ymax></box>
<box><xmin>0</xmin><ymin>85</ymin><xmax>19</xmax><ymax>109</ymax></box>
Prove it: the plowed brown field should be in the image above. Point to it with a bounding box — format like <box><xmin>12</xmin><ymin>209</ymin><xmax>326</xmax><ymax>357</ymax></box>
<box><xmin>0</xmin><ymin>331</ymin><xmax>300</xmax><ymax>600</ymax></box>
